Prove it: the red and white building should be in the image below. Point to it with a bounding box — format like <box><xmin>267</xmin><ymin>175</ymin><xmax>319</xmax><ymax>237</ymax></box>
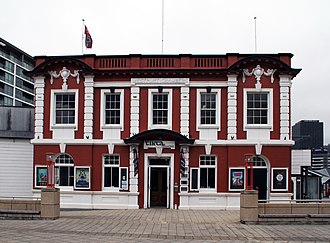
<box><xmin>28</xmin><ymin>53</ymin><xmax>301</xmax><ymax>209</ymax></box>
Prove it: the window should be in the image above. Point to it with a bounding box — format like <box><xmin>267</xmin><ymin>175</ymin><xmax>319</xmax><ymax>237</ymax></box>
<box><xmin>100</xmin><ymin>89</ymin><xmax>124</xmax><ymax>130</ymax></box>
<box><xmin>152</xmin><ymin>93</ymin><xmax>168</xmax><ymax>125</ymax></box>
<box><xmin>200</xmin><ymin>93</ymin><xmax>216</xmax><ymax>125</ymax></box>
<box><xmin>200</xmin><ymin>155</ymin><xmax>216</xmax><ymax>189</ymax></box>
<box><xmin>55</xmin><ymin>93</ymin><xmax>75</xmax><ymax>124</ymax></box>
<box><xmin>148</xmin><ymin>89</ymin><xmax>172</xmax><ymax>129</ymax></box>
<box><xmin>105</xmin><ymin>93</ymin><xmax>120</xmax><ymax>124</ymax></box>
<box><xmin>247</xmin><ymin>92</ymin><xmax>268</xmax><ymax>125</ymax></box>
<box><xmin>196</xmin><ymin>89</ymin><xmax>221</xmax><ymax>130</ymax></box>
<box><xmin>190</xmin><ymin>155</ymin><xmax>217</xmax><ymax>191</ymax></box>
<box><xmin>55</xmin><ymin>154</ymin><xmax>74</xmax><ymax>187</ymax></box>
<box><xmin>104</xmin><ymin>155</ymin><xmax>120</xmax><ymax>188</ymax></box>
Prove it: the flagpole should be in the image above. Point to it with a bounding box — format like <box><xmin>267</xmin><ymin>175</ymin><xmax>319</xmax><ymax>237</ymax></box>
<box><xmin>161</xmin><ymin>0</ymin><xmax>164</xmax><ymax>54</ymax></box>
<box><xmin>82</xmin><ymin>19</ymin><xmax>85</xmax><ymax>55</ymax></box>
<box><xmin>254</xmin><ymin>17</ymin><xmax>257</xmax><ymax>53</ymax></box>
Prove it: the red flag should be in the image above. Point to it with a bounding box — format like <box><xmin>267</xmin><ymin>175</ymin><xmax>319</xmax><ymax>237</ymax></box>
<box><xmin>84</xmin><ymin>25</ymin><xmax>93</xmax><ymax>49</ymax></box>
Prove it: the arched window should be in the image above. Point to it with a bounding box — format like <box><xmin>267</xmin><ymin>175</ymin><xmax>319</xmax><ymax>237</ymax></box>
<box><xmin>55</xmin><ymin>154</ymin><xmax>74</xmax><ymax>187</ymax></box>
<box><xmin>252</xmin><ymin>156</ymin><xmax>267</xmax><ymax>167</ymax></box>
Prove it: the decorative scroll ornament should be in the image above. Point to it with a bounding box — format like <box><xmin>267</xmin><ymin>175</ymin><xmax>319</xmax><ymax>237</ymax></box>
<box><xmin>242</xmin><ymin>65</ymin><xmax>276</xmax><ymax>90</ymax></box>
<box><xmin>48</xmin><ymin>67</ymin><xmax>80</xmax><ymax>91</ymax></box>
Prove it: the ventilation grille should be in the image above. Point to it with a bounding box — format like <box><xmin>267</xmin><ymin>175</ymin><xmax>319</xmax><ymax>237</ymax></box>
<box><xmin>146</xmin><ymin>58</ymin><xmax>175</xmax><ymax>68</ymax></box>
<box><xmin>99</xmin><ymin>58</ymin><xmax>127</xmax><ymax>68</ymax></box>
<box><xmin>194</xmin><ymin>58</ymin><xmax>223</xmax><ymax>68</ymax></box>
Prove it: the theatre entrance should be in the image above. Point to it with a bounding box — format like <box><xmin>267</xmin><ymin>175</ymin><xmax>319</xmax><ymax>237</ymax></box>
<box><xmin>148</xmin><ymin>158</ymin><xmax>170</xmax><ymax>208</ymax></box>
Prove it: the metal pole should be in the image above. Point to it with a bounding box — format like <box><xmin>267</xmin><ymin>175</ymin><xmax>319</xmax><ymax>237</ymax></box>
<box><xmin>82</xmin><ymin>19</ymin><xmax>85</xmax><ymax>55</ymax></box>
<box><xmin>161</xmin><ymin>0</ymin><xmax>164</xmax><ymax>54</ymax></box>
<box><xmin>254</xmin><ymin>17</ymin><xmax>257</xmax><ymax>53</ymax></box>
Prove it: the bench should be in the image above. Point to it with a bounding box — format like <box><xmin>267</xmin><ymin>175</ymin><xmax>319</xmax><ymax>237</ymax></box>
<box><xmin>259</xmin><ymin>214</ymin><xmax>307</xmax><ymax>218</ymax></box>
<box><xmin>0</xmin><ymin>210</ymin><xmax>40</xmax><ymax>215</ymax></box>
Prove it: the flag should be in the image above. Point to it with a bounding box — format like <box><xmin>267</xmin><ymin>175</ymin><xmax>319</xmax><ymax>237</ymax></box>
<box><xmin>84</xmin><ymin>25</ymin><xmax>93</xmax><ymax>49</ymax></box>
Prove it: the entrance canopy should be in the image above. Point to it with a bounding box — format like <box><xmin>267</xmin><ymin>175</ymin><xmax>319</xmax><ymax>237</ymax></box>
<box><xmin>124</xmin><ymin>129</ymin><xmax>195</xmax><ymax>145</ymax></box>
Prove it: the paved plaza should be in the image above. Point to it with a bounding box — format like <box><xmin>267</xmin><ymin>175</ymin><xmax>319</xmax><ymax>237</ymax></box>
<box><xmin>0</xmin><ymin>209</ymin><xmax>329</xmax><ymax>242</ymax></box>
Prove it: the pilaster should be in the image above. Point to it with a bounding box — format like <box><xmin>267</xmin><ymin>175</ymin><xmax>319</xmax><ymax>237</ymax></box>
<box><xmin>227</xmin><ymin>75</ymin><xmax>238</xmax><ymax>140</ymax></box>
<box><xmin>84</xmin><ymin>75</ymin><xmax>94</xmax><ymax>139</ymax></box>
<box><xmin>279</xmin><ymin>75</ymin><xmax>291</xmax><ymax>140</ymax></box>
<box><xmin>34</xmin><ymin>76</ymin><xmax>45</xmax><ymax>139</ymax></box>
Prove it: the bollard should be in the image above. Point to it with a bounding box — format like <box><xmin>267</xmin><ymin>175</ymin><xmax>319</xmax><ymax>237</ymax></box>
<box><xmin>41</xmin><ymin>187</ymin><xmax>60</xmax><ymax>219</ymax></box>
<box><xmin>240</xmin><ymin>190</ymin><xmax>258</xmax><ymax>224</ymax></box>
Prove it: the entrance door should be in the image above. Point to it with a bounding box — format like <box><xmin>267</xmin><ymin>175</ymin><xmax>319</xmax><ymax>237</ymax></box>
<box><xmin>150</xmin><ymin>168</ymin><xmax>167</xmax><ymax>207</ymax></box>
<box><xmin>253</xmin><ymin>169</ymin><xmax>267</xmax><ymax>200</ymax></box>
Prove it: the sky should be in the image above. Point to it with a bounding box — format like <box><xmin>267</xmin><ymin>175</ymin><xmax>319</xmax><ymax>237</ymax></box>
<box><xmin>1</xmin><ymin>0</ymin><xmax>329</xmax><ymax>144</ymax></box>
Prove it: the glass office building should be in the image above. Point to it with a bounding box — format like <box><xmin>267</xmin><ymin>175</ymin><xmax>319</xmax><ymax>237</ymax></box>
<box><xmin>0</xmin><ymin>38</ymin><xmax>35</xmax><ymax>107</ymax></box>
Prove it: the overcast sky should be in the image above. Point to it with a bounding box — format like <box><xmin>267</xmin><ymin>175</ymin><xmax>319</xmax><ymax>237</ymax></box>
<box><xmin>1</xmin><ymin>0</ymin><xmax>329</xmax><ymax>144</ymax></box>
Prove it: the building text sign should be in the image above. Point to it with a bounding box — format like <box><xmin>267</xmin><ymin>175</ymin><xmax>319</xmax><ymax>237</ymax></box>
<box><xmin>144</xmin><ymin>140</ymin><xmax>175</xmax><ymax>150</ymax></box>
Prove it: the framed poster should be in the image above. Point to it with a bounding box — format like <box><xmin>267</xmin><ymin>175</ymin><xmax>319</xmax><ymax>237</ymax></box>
<box><xmin>229</xmin><ymin>168</ymin><xmax>245</xmax><ymax>191</ymax></box>
<box><xmin>271</xmin><ymin>168</ymin><xmax>288</xmax><ymax>191</ymax></box>
<box><xmin>35</xmin><ymin>166</ymin><xmax>47</xmax><ymax>188</ymax></box>
<box><xmin>74</xmin><ymin>167</ymin><xmax>90</xmax><ymax>189</ymax></box>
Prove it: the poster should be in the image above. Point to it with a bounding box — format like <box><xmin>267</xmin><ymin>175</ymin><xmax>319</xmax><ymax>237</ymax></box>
<box><xmin>272</xmin><ymin>168</ymin><xmax>288</xmax><ymax>191</ymax></box>
<box><xmin>229</xmin><ymin>168</ymin><xmax>245</xmax><ymax>191</ymax></box>
<box><xmin>75</xmin><ymin>167</ymin><xmax>90</xmax><ymax>189</ymax></box>
<box><xmin>36</xmin><ymin>167</ymin><xmax>47</xmax><ymax>187</ymax></box>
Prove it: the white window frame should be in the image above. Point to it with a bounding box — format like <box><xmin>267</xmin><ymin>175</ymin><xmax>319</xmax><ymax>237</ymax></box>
<box><xmin>243</xmin><ymin>88</ymin><xmax>273</xmax><ymax>130</ymax></box>
<box><xmin>199</xmin><ymin>155</ymin><xmax>217</xmax><ymax>192</ymax></box>
<box><xmin>271</xmin><ymin>167</ymin><xmax>288</xmax><ymax>191</ymax></box>
<box><xmin>190</xmin><ymin>167</ymin><xmax>199</xmax><ymax>191</ymax></box>
<box><xmin>54</xmin><ymin>154</ymin><xmax>74</xmax><ymax>190</ymax></box>
<box><xmin>102</xmin><ymin>154</ymin><xmax>127</xmax><ymax>191</ymax></box>
<box><xmin>189</xmin><ymin>155</ymin><xmax>217</xmax><ymax>192</ymax></box>
<box><xmin>148</xmin><ymin>88</ymin><xmax>172</xmax><ymax>130</ymax></box>
<box><xmin>196</xmin><ymin>89</ymin><xmax>221</xmax><ymax>130</ymax></box>
<box><xmin>50</xmin><ymin>89</ymin><xmax>79</xmax><ymax>130</ymax></box>
<box><xmin>100</xmin><ymin>89</ymin><xmax>124</xmax><ymax>130</ymax></box>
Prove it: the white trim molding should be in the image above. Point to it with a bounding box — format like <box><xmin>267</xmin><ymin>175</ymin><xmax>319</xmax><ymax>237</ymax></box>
<box><xmin>243</xmin><ymin>88</ymin><xmax>273</xmax><ymax>140</ymax></box>
<box><xmin>100</xmin><ymin>89</ymin><xmax>124</xmax><ymax>140</ymax></box>
<box><xmin>196</xmin><ymin>88</ymin><xmax>221</xmax><ymax>140</ymax></box>
<box><xmin>227</xmin><ymin>75</ymin><xmax>238</xmax><ymax>140</ymax></box>
<box><xmin>50</xmin><ymin>89</ymin><xmax>79</xmax><ymax>139</ymax></box>
<box><xmin>84</xmin><ymin>75</ymin><xmax>94</xmax><ymax>140</ymax></box>
<box><xmin>148</xmin><ymin>88</ymin><xmax>173</xmax><ymax>130</ymax></box>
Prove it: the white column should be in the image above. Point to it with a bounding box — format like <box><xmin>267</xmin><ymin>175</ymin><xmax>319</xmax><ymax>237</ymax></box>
<box><xmin>129</xmin><ymin>87</ymin><xmax>140</xmax><ymax>193</ymax></box>
<box><xmin>279</xmin><ymin>75</ymin><xmax>291</xmax><ymax>140</ymax></box>
<box><xmin>227</xmin><ymin>75</ymin><xmax>238</xmax><ymax>140</ymax></box>
<box><xmin>180</xmin><ymin>86</ymin><xmax>190</xmax><ymax>137</ymax></box>
<box><xmin>34</xmin><ymin>76</ymin><xmax>45</xmax><ymax>139</ymax></box>
<box><xmin>84</xmin><ymin>75</ymin><xmax>94</xmax><ymax>139</ymax></box>
<box><xmin>130</xmin><ymin>87</ymin><xmax>140</xmax><ymax>136</ymax></box>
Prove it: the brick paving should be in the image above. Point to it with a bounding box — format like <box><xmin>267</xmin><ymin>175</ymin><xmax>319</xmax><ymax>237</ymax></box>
<box><xmin>0</xmin><ymin>209</ymin><xmax>329</xmax><ymax>242</ymax></box>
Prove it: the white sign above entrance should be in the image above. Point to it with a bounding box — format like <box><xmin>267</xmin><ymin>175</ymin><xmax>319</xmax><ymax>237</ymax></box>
<box><xmin>144</xmin><ymin>140</ymin><xmax>175</xmax><ymax>150</ymax></box>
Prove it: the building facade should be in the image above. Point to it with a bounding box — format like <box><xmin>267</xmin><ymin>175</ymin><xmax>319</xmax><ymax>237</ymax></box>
<box><xmin>292</xmin><ymin>120</ymin><xmax>324</xmax><ymax>150</ymax></box>
<box><xmin>0</xmin><ymin>106</ymin><xmax>34</xmax><ymax>197</ymax></box>
<box><xmin>28</xmin><ymin>53</ymin><xmax>300</xmax><ymax>209</ymax></box>
<box><xmin>0</xmin><ymin>38</ymin><xmax>35</xmax><ymax>107</ymax></box>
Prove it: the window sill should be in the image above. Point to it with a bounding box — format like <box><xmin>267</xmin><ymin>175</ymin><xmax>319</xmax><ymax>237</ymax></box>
<box><xmin>197</xmin><ymin>125</ymin><xmax>220</xmax><ymax>130</ymax></box>
<box><xmin>244</xmin><ymin>125</ymin><xmax>272</xmax><ymax>129</ymax></box>
<box><xmin>51</xmin><ymin>125</ymin><xmax>77</xmax><ymax>129</ymax></box>
<box><xmin>101</xmin><ymin>125</ymin><xmax>123</xmax><ymax>130</ymax></box>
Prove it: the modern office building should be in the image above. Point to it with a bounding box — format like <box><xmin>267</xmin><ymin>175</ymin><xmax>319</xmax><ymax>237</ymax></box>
<box><xmin>292</xmin><ymin>120</ymin><xmax>324</xmax><ymax>150</ymax></box>
<box><xmin>0</xmin><ymin>37</ymin><xmax>35</xmax><ymax>107</ymax></box>
<box><xmin>27</xmin><ymin>53</ymin><xmax>301</xmax><ymax>209</ymax></box>
<box><xmin>0</xmin><ymin>106</ymin><xmax>34</xmax><ymax>197</ymax></box>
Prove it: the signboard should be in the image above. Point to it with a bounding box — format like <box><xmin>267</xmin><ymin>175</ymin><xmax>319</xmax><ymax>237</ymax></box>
<box><xmin>74</xmin><ymin>167</ymin><xmax>90</xmax><ymax>189</ymax></box>
<box><xmin>144</xmin><ymin>140</ymin><xmax>175</xmax><ymax>149</ymax></box>
<box><xmin>229</xmin><ymin>168</ymin><xmax>245</xmax><ymax>191</ymax></box>
<box><xmin>272</xmin><ymin>168</ymin><xmax>288</xmax><ymax>191</ymax></box>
